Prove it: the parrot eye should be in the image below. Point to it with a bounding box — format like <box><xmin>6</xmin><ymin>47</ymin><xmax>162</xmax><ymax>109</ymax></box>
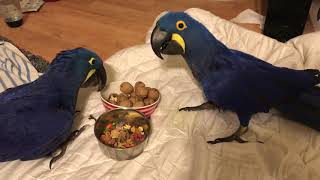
<box><xmin>89</xmin><ymin>57</ymin><xmax>96</xmax><ymax>65</ymax></box>
<box><xmin>176</xmin><ymin>20</ymin><xmax>187</xmax><ymax>31</ymax></box>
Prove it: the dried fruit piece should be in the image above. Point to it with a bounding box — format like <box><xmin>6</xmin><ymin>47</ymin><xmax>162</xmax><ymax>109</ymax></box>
<box><xmin>131</xmin><ymin>127</ymin><xmax>136</xmax><ymax>133</ymax></box>
<box><xmin>119</xmin><ymin>131</ymin><xmax>128</xmax><ymax>141</ymax></box>
<box><xmin>108</xmin><ymin>93</ymin><xmax>118</xmax><ymax>104</ymax></box>
<box><xmin>123</xmin><ymin>124</ymin><xmax>131</xmax><ymax>129</ymax></box>
<box><xmin>108</xmin><ymin>139</ymin><xmax>115</xmax><ymax>145</ymax></box>
<box><xmin>111</xmin><ymin>129</ymin><xmax>120</xmax><ymax>138</ymax></box>
<box><xmin>124</xmin><ymin>111</ymin><xmax>143</xmax><ymax>123</ymax></box>
<box><xmin>117</xmin><ymin>142</ymin><xmax>125</xmax><ymax>148</ymax></box>
<box><xmin>106</xmin><ymin>124</ymin><xmax>113</xmax><ymax>129</ymax></box>
<box><xmin>120</xmin><ymin>82</ymin><xmax>134</xmax><ymax>94</ymax></box>
<box><xmin>142</xmin><ymin>124</ymin><xmax>149</xmax><ymax>131</ymax></box>
<box><xmin>138</xmin><ymin>126</ymin><xmax>144</xmax><ymax>132</ymax></box>
<box><xmin>100</xmin><ymin>134</ymin><xmax>107</xmax><ymax>142</ymax></box>
<box><xmin>101</xmin><ymin>132</ymin><xmax>111</xmax><ymax>141</ymax></box>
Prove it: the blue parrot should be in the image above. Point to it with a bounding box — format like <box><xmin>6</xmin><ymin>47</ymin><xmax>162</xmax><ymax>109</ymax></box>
<box><xmin>0</xmin><ymin>48</ymin><xmax>106</xmax><ymax>168</ymax></box>
<box><xmin>150</xmin><ymin>12</ymin><xmax>320</xmax><ymax>144</ymax></box>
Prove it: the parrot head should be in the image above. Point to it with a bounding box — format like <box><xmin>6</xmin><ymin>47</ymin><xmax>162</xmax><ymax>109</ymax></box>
<box><xmin>50</xmin><ymin>47</ymin><xmax>107</xmax><ymax>91</ymax></box>
<box><xmin>151</xmin><ymin>12</ymin><xmax>209</xmax><ymax>59</ymax></box>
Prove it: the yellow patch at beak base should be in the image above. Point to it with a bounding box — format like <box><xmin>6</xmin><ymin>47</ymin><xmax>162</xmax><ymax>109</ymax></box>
<box><xmin>171</xmin><ymin>33</ymin><xmax>185</xmax><ymax>53</ymax></box>
<box><xmin>83</xmin><ymin>69</ymin><xmax>96</xmax><ymax>84</ymax></box>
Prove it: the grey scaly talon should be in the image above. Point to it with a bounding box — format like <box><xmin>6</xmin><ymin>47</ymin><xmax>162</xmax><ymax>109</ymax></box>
<box><xmin>207</xmin><ymin>126</ymin><xmax>262</xmax><ymax>144</ymax></box>
<box><xmin>179</xmin><ymin>101</ymin><xmax>217</xmax><ymax>112</ymax></box>
<box><xmin>49</xmin><ymin>124</ymin><xmax>89</xmax><ymax>169</ymax></box>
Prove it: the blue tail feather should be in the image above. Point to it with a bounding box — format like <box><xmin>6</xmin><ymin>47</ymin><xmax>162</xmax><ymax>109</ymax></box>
<box><xmin>275</xmin><ymin>86</ymin><xmax>320</xmax><ymax>131</ymax></box>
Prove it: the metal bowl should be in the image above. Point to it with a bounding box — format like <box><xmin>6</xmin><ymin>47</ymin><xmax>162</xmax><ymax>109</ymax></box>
<box><xmin>94</xmin><ymin>109</ymin><xmax>151</xmax><ymax>160</ymax></box>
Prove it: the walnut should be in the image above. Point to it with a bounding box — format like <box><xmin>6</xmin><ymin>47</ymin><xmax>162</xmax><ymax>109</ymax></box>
<box><xmin>148</xmin><ymin>88</ymin><xmax>160</xmax><ymax>100</ymax></box>
<box><xmin>143</xmin><ymin>98</ymin><xmax>155</xmax><ymax>106</ymax></box>
<box><xmin>120</xmin><ymin>82</ymin><xmax>134</xmax><ymax>94</ymax></box>
<box><xmin>135</xmin><ymin>86</ymin><xmax>148</xmax><ymax>98</ymax></box>
<box><xmin>134</xmin><ymin>81</ymin><xmax>145</xmax><ymax>91</ymax></box>
<box><xmin>133</xmin><ymin>101</ymin><xmax>145</xmax><ymax>107</ymax></box>
<box><xmin>118</xmin><ymin>100</ymin><xmax>133</xmax><ymax>107</ymax></box>
<box><xmin>117</xmin><ymin>93</ymin><xmax>129</xmax><ymax>103</ymax></box>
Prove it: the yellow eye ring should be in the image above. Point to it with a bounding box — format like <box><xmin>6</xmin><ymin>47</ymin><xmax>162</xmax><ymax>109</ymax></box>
<box><xmin>89</xmin><ymin>57</ymin><xmax>96</xmax><ymax>65</ymax></box>
<box><xmin>176</xmin><ymin>20</ymin><xmax>187</xmax><ymax>31</ymax></box>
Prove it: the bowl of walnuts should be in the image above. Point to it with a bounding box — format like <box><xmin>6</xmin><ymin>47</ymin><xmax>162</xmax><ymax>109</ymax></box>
<box><xmin>100</xmin><ymin>81</ymin><xmax>161</xmax><ymax>117</ymax></box>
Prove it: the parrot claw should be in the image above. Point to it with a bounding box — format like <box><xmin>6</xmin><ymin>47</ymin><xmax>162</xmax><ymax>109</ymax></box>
<box><xmin>207</xmin><ymin>135</ymin><xmax>248</xmax><ymax>144</ymax></box>
<box><xmin>49</xmin><ymin>124</ymin><xmax>89</xmax><ymax>169</ymax></box>
<box><xmin>49</xmin><ymin>145</ymin><xmax>67</xmax><ymax>169</ymax></box>
<box><xmin>207</xmin><ymin>126</ymin><xmax>264</xmax><ymax>145</ymax></box>
<box><xmin>179</xmin><ymin>107</ymin><xmax>198</xmax><ymax>111</ymax></box>
<box><xmin>179</xmin><ymin>102</ymin><xmax>217</xmax><ymax>111</ymax></box>
<box><xmin>88</xmin><ymin>114</ymin><xmax>97</xmax><ymax>121</ymax></box>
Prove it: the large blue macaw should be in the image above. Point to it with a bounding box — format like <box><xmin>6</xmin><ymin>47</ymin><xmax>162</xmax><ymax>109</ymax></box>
<box><xmin>0</xmin><ymin>48</ymin><xmax>106</xmax><ymax>168</ymax></box>
<box><xmin>150</xmin><ymin>12</ymin><xmax>320</xmax><ymax>144</ymax></box>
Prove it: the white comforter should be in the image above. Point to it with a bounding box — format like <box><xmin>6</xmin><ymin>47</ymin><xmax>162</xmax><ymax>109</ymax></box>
<box><xmin>1</xmin><ymin>8</ymin><xmax>320</xmax><ymax>180</ymax></box>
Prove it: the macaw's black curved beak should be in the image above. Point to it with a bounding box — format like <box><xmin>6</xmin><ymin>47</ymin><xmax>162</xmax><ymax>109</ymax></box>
<box><xmin>151</xmin><ymin>25</ymin><xmax>185</xmax><ymax>59</ymax></box>
<box><xmin>81</xmin><ymin>65</ymin><xmax>107</xmax><ymax>91</ymax></box>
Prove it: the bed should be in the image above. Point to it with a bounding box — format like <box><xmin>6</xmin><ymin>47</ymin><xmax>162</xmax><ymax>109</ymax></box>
<box><xmin>1</xmin><ymin>8</ymin><xmax>320</xmax><ymax>180</ymax></box>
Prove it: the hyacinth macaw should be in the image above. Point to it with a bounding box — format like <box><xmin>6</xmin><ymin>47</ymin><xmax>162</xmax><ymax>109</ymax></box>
<box><xmin>0</xmin><ymin>47</ymin><xmax>106</xmax><ymax>168</ymax></box>
<box><xmin>150</xmin><ymin>12</ymin><xmax>320</xmax><ymax>144</ymax></box>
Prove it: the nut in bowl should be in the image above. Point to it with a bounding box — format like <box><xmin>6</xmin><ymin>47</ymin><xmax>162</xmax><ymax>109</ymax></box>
<box><xmin>94</xmin><ymin>109</ymin><xmax>151</xmax><ymax>160</ymax></box>
<box><xmin>100</xmin><ymin>81</ymin><xmax>161</xmax><ymax>117</ymax></box>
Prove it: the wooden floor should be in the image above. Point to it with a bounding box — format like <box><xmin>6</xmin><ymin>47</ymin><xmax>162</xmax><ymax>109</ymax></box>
<box><xmin>0</xmin><ymin>0</ymin><xmax>308</xmax><ymax>61</ymax></box>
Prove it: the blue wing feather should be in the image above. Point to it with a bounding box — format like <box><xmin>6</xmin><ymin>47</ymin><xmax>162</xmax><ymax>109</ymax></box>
<box><xmin>202</xmin><ymin>49</ymin><xmax>318</xmax><ymax>126</ymax></box>
<box><xmin>0</xmin><ymin>81</ymin><xmax>73</xmax><ymax>161</ymax></box>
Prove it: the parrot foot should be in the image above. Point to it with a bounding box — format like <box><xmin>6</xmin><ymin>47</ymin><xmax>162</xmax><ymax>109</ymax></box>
<box><xmin>88</xmin><ymin>114</ymin><xmax>97</xmax><ymax>121</ymax></box>
<box><xmin>179</xmin><ymin>101</ymin><xmax>218</xmax><ymax>111</ymax></box>
<box><xmin>207</xmin><ymin>134</ymin><xmax>248</xmax><ymax>144</ymax></box>
<box><xmin>49</xmin><ymin>124</ymin><xmax>89</xmax><ymax>169</ymax></box>
<box><xmin>207</xmin><ymin>126</ymin><xmax>263</xmax><ymax>144</ymax></box>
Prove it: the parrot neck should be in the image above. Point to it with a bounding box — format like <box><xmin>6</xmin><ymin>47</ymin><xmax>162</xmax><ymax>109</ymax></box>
<box><xmin>39</xmin><ymin>61</ymin><xmax>87</xmax><ymax>110</ymax></box>
<box><xmin>183</xmin><ymin>29</ymin><xmax>232</xmax><ymax>82</ymax></box>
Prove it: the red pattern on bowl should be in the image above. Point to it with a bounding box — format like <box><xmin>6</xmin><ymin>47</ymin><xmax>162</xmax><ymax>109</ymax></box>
<box><xmin>100</xmin><ymin>95</ymin><xmax>160</xmax><ymax>117</ymax></box>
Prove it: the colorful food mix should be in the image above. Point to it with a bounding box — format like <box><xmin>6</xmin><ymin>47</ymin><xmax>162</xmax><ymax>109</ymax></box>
<box><xmin>107</xmin><ymin>81</ymin><xmax>160</xmax><ymax>107</ymax></box>
<box><xmin>98</xmin><ymin>110</ymin><xmax>150</xmax><ymax>148</ymax></box>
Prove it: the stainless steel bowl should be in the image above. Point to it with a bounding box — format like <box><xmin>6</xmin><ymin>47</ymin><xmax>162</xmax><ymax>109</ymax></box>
<box><xmin>94</xmin><ymin>109</ymin><xmax>150</xmax><ymax>160</ymax></box>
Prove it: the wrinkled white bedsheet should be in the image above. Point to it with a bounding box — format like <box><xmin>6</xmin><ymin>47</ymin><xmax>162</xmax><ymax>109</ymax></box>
<box><xmin>1</xmin><ymin>8</ymin><xmax>320</xmax><ymax>180</ymax></box>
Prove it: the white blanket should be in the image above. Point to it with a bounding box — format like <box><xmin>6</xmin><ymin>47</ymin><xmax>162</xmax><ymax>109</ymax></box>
<box><xmin>1</xmin><ymin>8</ymin><xmax>320</xmax><ymax>180</ymax></box>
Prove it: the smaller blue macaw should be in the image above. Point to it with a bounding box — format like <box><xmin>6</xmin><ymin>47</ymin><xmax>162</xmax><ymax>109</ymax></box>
<box><xmin>150</xmin><ymin>12</ymin><xmax>320</xmax><ymax>144</ymax></box>
<box><xmin>0</xmin><ymin>48</ymin><xmax>106</xmax><ymax>168</ymax></box>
